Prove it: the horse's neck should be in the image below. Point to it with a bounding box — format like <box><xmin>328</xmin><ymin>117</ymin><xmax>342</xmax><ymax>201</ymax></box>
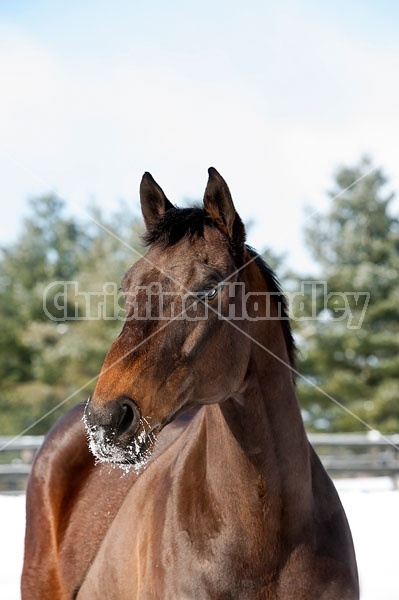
<box><xmin>212</xmin><ymin>338</ymin><xmax>312</xmax><ymax>530</ymax></box>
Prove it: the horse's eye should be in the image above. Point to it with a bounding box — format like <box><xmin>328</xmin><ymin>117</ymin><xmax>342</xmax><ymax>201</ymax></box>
<box><xmin>196</xmin><ymin>287</ymin><xmax>219</xmax><ymax>301</ymax></box>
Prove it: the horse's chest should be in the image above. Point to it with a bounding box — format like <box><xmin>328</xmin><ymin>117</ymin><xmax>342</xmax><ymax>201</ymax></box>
<box><xmin>159</xmin><ymin>525</ymin><xmax>267</xmax><ymax>599</ymax></box>
<box><xmin>79</xmin><ymin>473</ymin><xmax>269</xmax><ymax>599</ymax></box>
<box><xmin>146</xmin><ymin>480</ymin><xmax>270</xmax><ymax>598</ymax></box>
<box><xmin>79</xmin><ymin>432</ymin><xmax>276</xmax><ymax>600</ymax></box>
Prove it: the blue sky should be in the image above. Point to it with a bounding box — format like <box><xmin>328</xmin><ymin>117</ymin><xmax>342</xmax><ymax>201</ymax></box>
<box><xmin>1</xmin><ymin>0</ymin><xmax>398</xmax><ymax>272</ymax></box>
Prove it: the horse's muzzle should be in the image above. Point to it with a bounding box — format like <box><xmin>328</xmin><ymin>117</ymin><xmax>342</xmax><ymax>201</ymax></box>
<box><xmin>84</xmin><ymin>395</ymin><xmax>142</xmax><ymax>445</ymax></box>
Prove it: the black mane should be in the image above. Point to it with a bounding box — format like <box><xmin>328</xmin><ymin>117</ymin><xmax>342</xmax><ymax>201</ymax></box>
<box><xmin>143</xmin><ymin>206</ymin><xmax>295</xmax><ymax>368</ymax></box>
<box><xmin>143</xmin><ymin>206</ymin><xmax>216</xmax><ymax>247</ymax></box>
<box><xmin>246</xmin><ymin>246</ymin><xmax>296</xmax><ymax>369</ymax></box>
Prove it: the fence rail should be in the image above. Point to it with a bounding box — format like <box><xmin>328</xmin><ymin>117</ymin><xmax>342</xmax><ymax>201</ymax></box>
<box><xmin>0</xmin><ymin>432</ymin><xmax>398</xmax><ymax>491</ymax></box>
<box><xmin>309</xmin><ymin>432</ymin><xmax>399</xmax><ymax>487</ymax></box>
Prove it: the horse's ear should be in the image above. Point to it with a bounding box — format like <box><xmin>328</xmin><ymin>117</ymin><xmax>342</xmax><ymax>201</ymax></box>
<box><xmin>140</xmin><ymin>172</ymin><xmax>174</xmax><ymax>229</ymax></box>
<box><xmin>203</xmin><ymin>167</ymin><xmax>246</xmax><ymax>252</ymax></box>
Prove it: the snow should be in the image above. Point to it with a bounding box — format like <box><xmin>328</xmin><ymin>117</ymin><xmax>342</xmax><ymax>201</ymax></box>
<box><xmin>0</xmin><ymin>494</ymin><xmax>26</xmax><ymax>600</ymax></box>
<box><xmin>0</xmin><ymin>478</ymin><xmax>398</xmax><ymax>600</ymax></box>
<box><xmin>334</xmin><ymin>477</ymin><xmax>399</xmax><ymax>600</ymax></box>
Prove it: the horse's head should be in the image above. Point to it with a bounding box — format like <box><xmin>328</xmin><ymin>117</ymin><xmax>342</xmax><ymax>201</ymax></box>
<box><xmin>84</xmin><ymin>168</ymin><xmax>289</xmax><ymax>467</ymax></box>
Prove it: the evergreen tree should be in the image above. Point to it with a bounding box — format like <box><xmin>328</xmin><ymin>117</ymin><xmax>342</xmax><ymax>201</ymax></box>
<box><xmin>296</xmin><ymin>158</ymin><xmax>399</xmax><ymax>432</ymax></box>
<box><xmin>0</xmin><ymin>195</ymin><xmax>144</xmax><ymax>434</ymax></box>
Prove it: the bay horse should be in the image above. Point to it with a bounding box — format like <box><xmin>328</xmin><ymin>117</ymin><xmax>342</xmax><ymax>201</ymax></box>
<box><xmin>22</xmin><ymin>168</ymin><xmax>359</xmax><ymax>599</ymax></box>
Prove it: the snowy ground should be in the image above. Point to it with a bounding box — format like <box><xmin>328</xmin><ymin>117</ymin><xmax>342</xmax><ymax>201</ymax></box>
<box><xmin>0</xmin><ymin>477</ymin><xmax>397</xmax><ymax>600</ymax></box>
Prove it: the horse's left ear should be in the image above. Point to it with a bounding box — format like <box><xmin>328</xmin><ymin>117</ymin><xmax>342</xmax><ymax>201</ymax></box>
<box><xmin>203</xmin><ymin>167</ymin><xmax>246</xmax><ymax>253</ymax></box>
<box><xmin>140</xmin><ymin>172</ymin><xmax>175</xmax><ymax>230</ymax></box>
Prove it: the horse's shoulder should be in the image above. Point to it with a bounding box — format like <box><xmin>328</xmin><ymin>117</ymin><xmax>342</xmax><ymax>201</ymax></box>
<box><xmin>23</xmin><ymin>403</ymin><xmax>139</xmax><ymax>599</ymax></box>
<box><xmin>30</xmin><ymin>402</ymin><xmax>89</xmax><ymax>483</ymax></box>
<box><xmin>22</xmin><ymin>403</ymin><xmax>91</xmax><ymax>599</ymax></box>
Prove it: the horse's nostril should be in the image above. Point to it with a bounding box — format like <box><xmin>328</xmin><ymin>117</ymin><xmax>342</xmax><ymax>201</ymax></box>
<box><xmin>115</xmin><ymin>397</ymin><xmax>141</xmax><ymax>438</ymax></box>
<box><xmin>118</xmin><ymin>403</ymin><xmax>134</xmax><ymax>435</ymax></box>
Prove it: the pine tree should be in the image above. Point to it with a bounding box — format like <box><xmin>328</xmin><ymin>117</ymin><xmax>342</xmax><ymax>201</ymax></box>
<box><xmin>0</xmin><ymin>195</ymin><xmax>144</xmax><ymax>434</ymax></box>
<box><xmin>296</xmin><ymin>158</ymin><xmax>399</xmax><ymax>432</ymax></box>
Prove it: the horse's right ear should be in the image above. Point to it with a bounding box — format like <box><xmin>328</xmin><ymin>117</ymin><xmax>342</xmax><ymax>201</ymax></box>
<box><xmin>140</xmin><ymin>172</ymin><xmax>174</xmax><ymax>230</ymax></box>
<box><xmin>203</xmin><ymin>167</ymin><xmax>246</xmax><ymax>256</ymax></box>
